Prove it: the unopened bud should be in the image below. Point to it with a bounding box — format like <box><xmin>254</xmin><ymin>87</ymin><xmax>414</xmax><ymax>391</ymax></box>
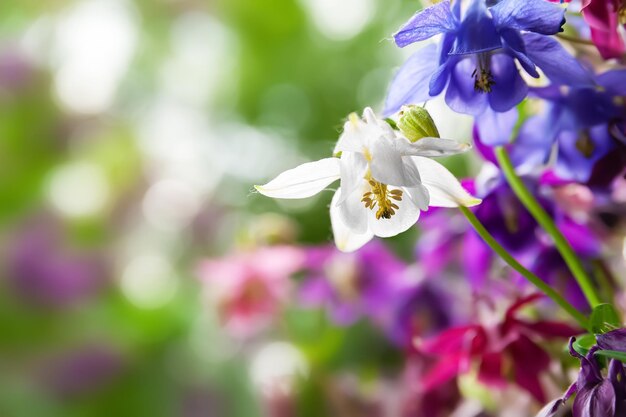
<box><xmin>397</xmin><ymin>105</ymin><xmax>440</xmax><ymax>142</ymax></box>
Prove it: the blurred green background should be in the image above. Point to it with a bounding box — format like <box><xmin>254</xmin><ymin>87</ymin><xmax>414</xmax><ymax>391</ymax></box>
<box><xmin>0</xmin><ymin>1</ymin><xmax>474</xmax><ymax>416</ymax></box>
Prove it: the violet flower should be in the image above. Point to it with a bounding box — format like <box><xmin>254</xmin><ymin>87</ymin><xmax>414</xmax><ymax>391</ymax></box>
<box><xmin>385</xmin><ymin>0</ymin><xmax>590</xmax><ymax>118</ymax></box>
<box><xmin>299</xmin><ymin>241</ymin><xmax>406</xmax><ymax>327</ymax></box>
<box><xmin>506</xmin><ymin>69</ymin><xmax>626</xmax><ymax>181</ymax></box>
<box><xmin>539</xmin><ymin>330</ymin><xmax>626</xmax><ymax>417</ymax></box>
<box><xmin>5</xmin><ymin>223</ymin><xmax>106</xmax><ymax>309</ymax></box>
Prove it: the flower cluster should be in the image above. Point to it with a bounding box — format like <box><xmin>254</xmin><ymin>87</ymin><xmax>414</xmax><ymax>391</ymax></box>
<box><xmin>238</xmin><ymin>0</ymin><xmax>626</xmax><ymax>415</ymax></box>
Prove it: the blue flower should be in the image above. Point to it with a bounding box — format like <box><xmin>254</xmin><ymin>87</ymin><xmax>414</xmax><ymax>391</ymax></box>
<box><xmin>495</xmin><ymin>69</ymin><xmax>626</xmax><ymax>182</ymax></box>
<box><xmin>384</xmin><ymin>0</ymin><xmax>591</xmax><ymax>117</ymax></box>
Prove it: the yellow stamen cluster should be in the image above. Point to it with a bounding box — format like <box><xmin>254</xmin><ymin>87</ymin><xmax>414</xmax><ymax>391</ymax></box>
<box><xmin>361</xmin><ymin>180</ymin><xmax>403</xmax><ymax>220</ymax></box>
<box><xmin>472</xmin><ymin>68</ymin><xmax>495</xmax><ymax>93</ymax></box>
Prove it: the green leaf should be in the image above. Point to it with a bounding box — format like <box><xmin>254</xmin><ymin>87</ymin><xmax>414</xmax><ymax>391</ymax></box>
<box><xmin>590</xmin><ymin>303</ymin><xmax>621</xmax><ymax>334</ymax></box>
<box><xmin>595</xmin><ymin>349</ymin><xmax>626</xmax><ymax>363</ymax></box>
<box><xmin>572</xmin><ymin>334</ymin><xmax>597</xmax><ymax>356</ymax></box>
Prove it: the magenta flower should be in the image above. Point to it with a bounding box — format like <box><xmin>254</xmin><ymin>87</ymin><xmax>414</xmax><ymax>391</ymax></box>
<box><xmin>416</xmin><ymin>294</ymin><xmax>581</xmax><ymax>403</ymax></box>
<box><xmin>582</xmin><ymin>0</ymin><xmax>626</xmax><ymax>60</ymax></box>
<box><xmin>197</xmin><ymin>246</ymin><xmax>305</xmax><ymax>338</ymax></box>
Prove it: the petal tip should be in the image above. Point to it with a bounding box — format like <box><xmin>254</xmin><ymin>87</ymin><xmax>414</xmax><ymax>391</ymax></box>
<box><xmin>463</xmin><ymin>198</ymin><xmax>482</xmax><ymax>207</ymax></box>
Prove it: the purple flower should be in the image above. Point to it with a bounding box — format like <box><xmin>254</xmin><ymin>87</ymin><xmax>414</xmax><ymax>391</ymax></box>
<box><xmin>299</xmin><ymin>241</ymin><xmax>406</xmax><ymax>327</ymax></box>
<box><xmin>41</xmin><ymin>345</ymin><xmax>125</xmax><ymax>399</ymax></box>
<box><xmin>5</xmin><ymin>221</ymin><xmax>106</xmax><ymax>309</ymax></box>
<box><xmin>539</xmin><ymin>332</ymin><xmax>626</xmax><ymax>417</ymax></box>
<box><xmin>389</xmin><ymin>279</ymin><xmax>456</xmax><ymax>348</ymax></box>
<box><xmin>384</xmin><ymin>0</ymin><xmax>591</xmax><ymax>118</ymax></box>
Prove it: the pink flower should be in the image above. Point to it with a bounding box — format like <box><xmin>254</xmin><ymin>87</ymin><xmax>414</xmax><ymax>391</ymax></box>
<box><xmin>415</xmin><ymin>294</ymin><xmax>582</xmax><ymax>403</ymax></box>
<box><xmin>582</xmin><ymin>0</ymin><xmax>626</xmax><ymax>59</ymax></box>
<box><xmin>197</xmin><ymin>246</ymin><xmax>304</xmax><ymax>338</ymax></box>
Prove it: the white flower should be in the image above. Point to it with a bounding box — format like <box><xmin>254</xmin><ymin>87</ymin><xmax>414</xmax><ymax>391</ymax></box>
<box><xmin>255</xmin><ymin>108</ymin><xmax>481</xmax><ymax>252</ymax></box>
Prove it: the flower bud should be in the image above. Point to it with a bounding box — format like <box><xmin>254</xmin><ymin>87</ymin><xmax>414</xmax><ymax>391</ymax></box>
<box><xmin>397</xmin><ymin>105</ymin><xmax>440</xmax><ymax>142</ymax></box>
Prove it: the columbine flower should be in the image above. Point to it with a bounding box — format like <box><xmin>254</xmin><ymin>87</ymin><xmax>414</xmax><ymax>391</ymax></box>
<box><xmin>580</xmin><ymin>0</ymin><xmax>626</xmax><ymax>60</ymax></box>
<box><xmin>416</xmin><ymin>294</ymin><xmax>581</xmax><ymax>403</ymax></box>
<box><xmin>493</xmin><ymin>68</ymin><xmax>626</xmax><ymax>181</ymax></box>
<box><xmin>196</xmin><ymin>246</ymin><xmax>304</xmax><ymax>338</ymax></box>
<box><xmin>384</xmin><ymin>0</ymin><xmax>591</xmax><ymax>118</ymax></box>
<box><xmin>299</xmin><ymin>241</ymin><xmax>406</xmax><ymax>326</ymax></box>
<box><xmin>539</xmin><ymin>330</ymin><xmax>626</xmax><ymax>417</ymax></box>
<box><xmin>255</xmin><ymin>107</ymin><xmax>480</xmax><ymax>252</ymax></box>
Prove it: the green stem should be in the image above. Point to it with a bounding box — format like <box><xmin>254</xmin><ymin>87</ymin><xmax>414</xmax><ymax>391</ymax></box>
<box><xmin>460</xmin><ymin>206</ymin><xmax>589</xmax><ymax>330</ymax></box>
<box><xmin>494</xmin><ymin>146</ymin><xmax>602</xmax><ymax>308</ymax></box>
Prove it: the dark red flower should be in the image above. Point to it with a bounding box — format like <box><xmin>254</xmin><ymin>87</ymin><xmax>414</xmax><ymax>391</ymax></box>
<box><xmin>415</xmin><ymin>294</ymin><xmax>581</xmax><ymax>402</ymax></box>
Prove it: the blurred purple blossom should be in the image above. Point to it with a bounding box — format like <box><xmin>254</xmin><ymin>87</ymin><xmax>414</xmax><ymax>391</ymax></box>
<box><xmin>5</xmin><ymin>221</ymin><xmax>107</xmax><ymax>309</ymax></box>
<box><xmin>41</xmin><ymin>345</ymin><xmax>125</xmax><ymax>399</ymax></box>
<box><xmin>299</xmin><ymin>241</ymin><xmax>406</xmax><ymax>327</ymax></box>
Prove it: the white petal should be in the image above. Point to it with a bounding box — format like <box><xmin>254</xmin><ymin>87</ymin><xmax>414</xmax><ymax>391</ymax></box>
<box><xmin>255</xmin><ymin>158</ymin><xmax>340</xmax><ymax>199</ymax></box>
<box><xmin>367</xmin><ymin>186</ymin><xmax>421</xmax><ymax>238</ymax></box>
<box><xmin>405</xmin><ymin>184</ymin><xmax>430</xmax><ymax>211</ymax></box>
<box><xmin>362</xmin><ymin>107</ymin><xmax>396</xmax><ymax>139</ymax></box>
<box><xmin>398</xmin><ymin>137</ymin><xmax>471</xmax><ymax>157</ymax></box>
<box><xmin>334</xmin><ymin>113</ymin><xmax>381</xmax><ymax>154</ymax></box>
<box><xmin>330</xmin><ymin>190</ymin><xmax>374</xmax><ymax>252</ymax></box>
<box><xmin>412</xmin><ymin>156</ymin><xmax>481</xmax><ymax>207</ymax></box>
<box><xmin>337</xmin><ymin>184</ymin><xmax>369</xmax><ymax>234</ymax></box>
<box><xmin>338</xmin><ymin>151</ymin><xmax>368</xmax><ymax>204</ymax></box>
<box><xmin>370</xmin><ymin>136</ymin><xmax>422</xmax><ymax>187</ymax></box>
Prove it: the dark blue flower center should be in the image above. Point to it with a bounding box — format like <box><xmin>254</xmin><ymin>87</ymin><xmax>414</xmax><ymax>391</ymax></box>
<box><xmin>472</xmin><ymin>53</ymin><xmax>495</xmax><ymax>93</ymax></box>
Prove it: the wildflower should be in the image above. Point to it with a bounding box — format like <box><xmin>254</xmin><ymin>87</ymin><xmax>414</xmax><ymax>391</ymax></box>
<box><xmin>196</xmin><ymin>246</ymin><xmax>304</xmax><ymax>338</ymax></box>
<box><xmin>501</xmin><ymin>69</ymin><xmax>626</xmax><ymax>181</ymax></box>
<box><xmin>299</xmin><ymin>241</ymin><xmax>406</xmax><ymax>326</ymax></box>
<box><xmin>255</xmin><ymin>108</ymin><xmax>480</xmax><ymax>252</ymax></box>
<box><xmin>581</xmin><ymin>0</ymin><xmax>626</xmax><ymax>60</ymax></box>
<box><xmin>384</xmin><ymin>0</ymin><xmax>591</xmax><ymax>117</ymax></box>
<box><xmin>538</xmin><ymin>330</ymin><xmax>626</xmax><ymax>417</ymax></box>
<box><xmin>416</xmin><ymin>294</ymin><xmax>581</xmax><ymax>403</ymax></box>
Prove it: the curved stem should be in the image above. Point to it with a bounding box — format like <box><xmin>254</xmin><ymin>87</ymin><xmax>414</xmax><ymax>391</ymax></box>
<box><xmin>556</xmin><ymin>33</ymin><xmax>596</xmax><ymax>46</ymax></box>
<box><xmin>494</xmin><ymin>146</ymin><xmax>602</xmax><ymax>308</ymax></box>
<box><xmin>460</xmin><ymin>206</ymin><xmax>589</xmax><ymax>330</ymax></box>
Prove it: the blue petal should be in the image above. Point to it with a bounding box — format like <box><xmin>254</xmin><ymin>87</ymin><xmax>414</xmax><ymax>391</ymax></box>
<box><xmin>384</xmin><ymin>44</ymin><xmax>439</xmax><ymax>116</ymax></box>
<box><xmin>490</xmin><ymin>0</ymin><xmax>565</xmax><ymax>35</ymax></box>
<box><xmin>429</xmin><ymin>57</ymin><xmax>456</xmax><ymax>96</ymax></box>
<box><xmin>499</xmin><ymin>28</ymin><xmax>539</xmax><ymax>78</ymax></box>
<box><xmin>450</xmin><ymin>0</ymin><xmax>501</xmax><ymax>55</ymax></box>
<box><xmin>566</xmin><ymin>87</ymin><xmax>623</xmax><ymax>127</ymax></box>
<box><xmin>522</xmin><ymin>33</ymin><xmax>594</xmax><ymax>87</ymax></box>
<box><xmin>597</xmin><ymin>70</ymin><xmax>626</xmax><ymax>96</ymax></box>
<box><xmin>394</xmin><ymin>0</ymin><xmax>458</xmax><ymax>47</ymax></box>
<box><xmin>510</xmin><ymin>113</ymin><xmax>555</xmax><ymax>169</ymax></box>
<box><xmin>439</xmin><ymin>31</ymin><xmax>456</xmax><ymax>64</ymax></box>
<box><xmin>444</xmin><ymin>56</ymin><xmax>488</xmax><ymax>115</ymax></box>
<box><xmin>475</xmin><ymin>107</ymin><xmax>518</xmax><ymax>146</ymax></box>
<box><xmin>487</xmin><ymin>53</ymin><xmax>528</xmax><ymax>112</ymax></box>
<box><xmin>555</xmin><ymin>125</ymin><xmax>616</xmax><ymax>183</ymax></box>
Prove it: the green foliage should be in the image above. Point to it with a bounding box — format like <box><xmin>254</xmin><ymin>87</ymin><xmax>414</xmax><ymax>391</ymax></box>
<box><xmin>590</xmin><ymin>303</ymin><xmax>622</xmax><ymax>334</ymax></box>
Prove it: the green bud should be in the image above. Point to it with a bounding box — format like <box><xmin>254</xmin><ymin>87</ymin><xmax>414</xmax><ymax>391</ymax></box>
<box><xmin>397</xmin><ymin>105</ymin><xmax>440</xmax><ymax>142</ymax></box>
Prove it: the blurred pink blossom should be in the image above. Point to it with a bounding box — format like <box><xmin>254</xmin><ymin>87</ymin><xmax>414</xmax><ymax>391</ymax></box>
<box><xmin>197</xmin><ymin>246</ymin><xmax>305</xmax><ymax>338</ymax></box>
